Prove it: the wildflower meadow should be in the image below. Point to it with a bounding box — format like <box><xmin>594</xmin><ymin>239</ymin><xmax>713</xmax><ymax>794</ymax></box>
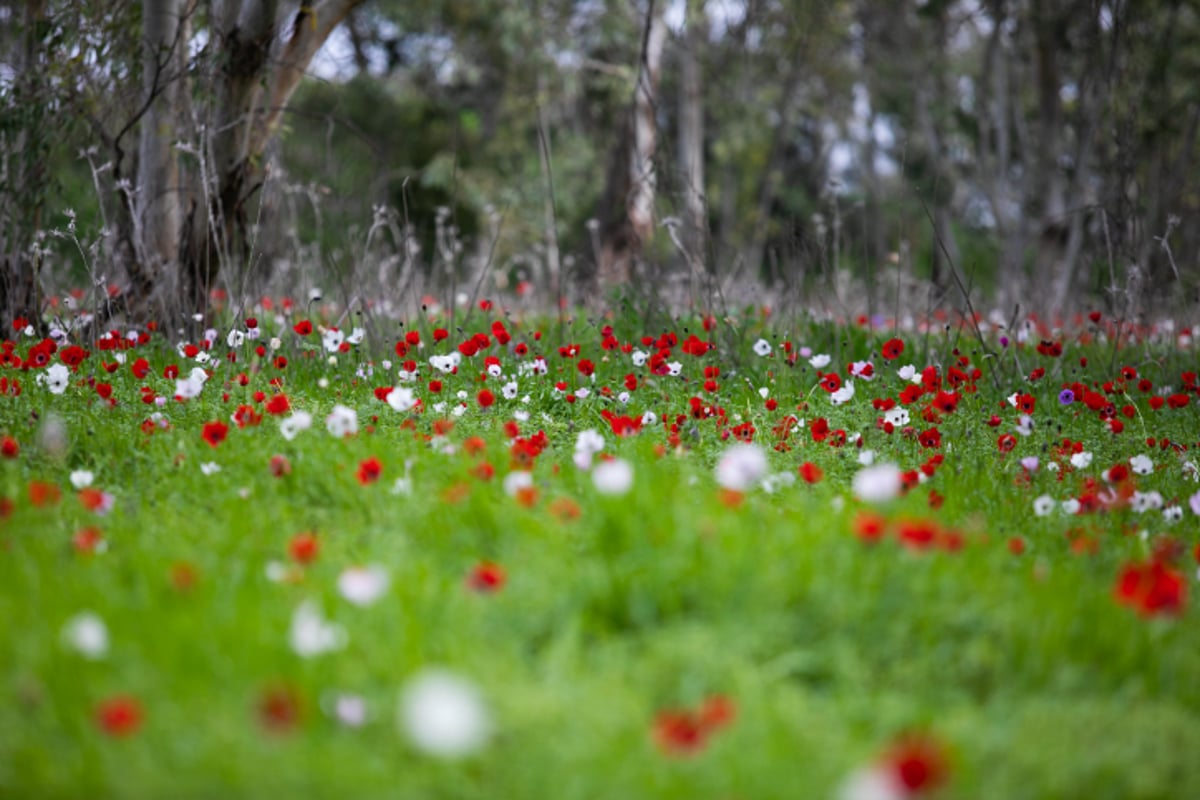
<box><xmin>3</xmin><ymin>300</ymin><xmax>1200</xmax><ymax>798</ymax></box>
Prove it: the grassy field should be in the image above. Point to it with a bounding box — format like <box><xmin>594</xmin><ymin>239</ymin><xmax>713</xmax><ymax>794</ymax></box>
<box><xmin>2</xmin><ymin>304</ymin><xmax>1199</xmax><ymax>798</ymax></box>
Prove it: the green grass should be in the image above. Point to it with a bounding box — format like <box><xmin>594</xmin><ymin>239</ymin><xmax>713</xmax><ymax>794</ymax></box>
<box><xmin>1</xmin><ymin>310</ymin><xmax>1198</xmax><ymax>798</ymax></box>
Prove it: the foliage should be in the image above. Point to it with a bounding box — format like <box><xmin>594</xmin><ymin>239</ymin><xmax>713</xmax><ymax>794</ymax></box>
<box><xmin>2</xmin><ymin>300</ymin><xmax>1200</xmax><ymax>796</ymax></box>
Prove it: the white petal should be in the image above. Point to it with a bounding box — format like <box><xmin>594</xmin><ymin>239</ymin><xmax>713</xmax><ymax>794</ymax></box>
<box><xmin>338</xmin><ymin>565</ymin><xmax>390</xmax><ymax>607</ymax></box>
<box><xmin>289</xmin><ymin>602</ymin><xmax>347</xmax><ymax>658</ymax></box>
<box><xmin>400</xmin><ymin>670</ymin><xmax>491</xmax><ymax>758</ymax></box>
<box><xmin>592</xmin><ymin>458</ymin><xmax>634</xmax><ymax>495</ymax></box>
<box><xmin>715</xmin><ymin>443</ymin><xmax>768</xmax><ymax>491</ymax></box>
<box><xmin>839</xmin><ymin>767</ymin><xmax>906</xmax><ymax>800</ymax></box>
<box><xmin>61</xmin><ymin>612</ymin><xmax>109</xmax><ymax>660</ymax></box>
<box><xmin>852</xmin><ymin>463</ymin><xmax>903</xmax><ymax>503</ymax></box>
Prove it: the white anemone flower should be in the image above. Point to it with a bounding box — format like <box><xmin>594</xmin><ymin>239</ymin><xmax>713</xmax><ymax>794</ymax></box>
<box><xmin>1129</xmin><ymin>454</ymin><xmax>1154</xmax><ymax>475</ymax></box>
<box><xmin>289</xmin><ymin>602</ymin><xmax>347</xmax><ymax>658</ymax></box>
<box><xmin>338</xmin><ymin>565</ymin><xmax>390</xmax><ymax>607</ymax></box>
<box><xmin>40</xmin><ymin>363</ymin><xmax>70</xmax><ymax>394</ymax></box>
<box><xmin>831</xmin><ymin>381</ymin><xmax>855</xmax><ymax>406</ymax></box>
<box><xmin>838</xmin><ymin>766</ymin><xmax>907</xmax><ymax>800</ymax></box>
<box><xmin>1130</xmin><ymin>490</ymin><xmax>1164</xmax><ymax>513</ymax></box>
<box><xmin>715</xmin><ymin>443</ymin><xmax>768</xmax><ymax>492</ymax></box>
<box><xmin>61</xmin><ymin>611</ymin><xmax>109</xmax><ymax>660</ymax></box>
<box><xmin>328</xmin><ymin>692</ymin><xmax>369</xmax><ymax>728</ymax></box>
<box><xmin>1033</xmin><ymin>495</ymin><xmax>1056</xmax><ymax>516</ymax></box>
<box><xmin>852</xmin><ymin>463</ymin><xmax>902</xmax><ymax>503</ymax></box>
<box><xmin>575</xmin><ymin>429</ymin><xmax>605</xmax><ymax>455</ymax></box>
<box><xmin>280</xmin><ymin>411</ymin><xmax>313</xmax><ymax>441</ymax></box>
<box><xmin>175</xmin><ymin>375</ymin><xmax>204</xmax><ymax>399</ymax></box>
<box><xmin>503</xmin><ymin>470</ymin><xmax>534</xmax><ymax>497</ymax></box>
<box><xmin>388</xmin><ymin>387</ymin><xmax>417</xmax><ymax>412</ymax></box>
<box><xmin>399</xmin><ymin>670</ymin><xmax>492</xmax><ymax>759</ymax></box>
<box><xmin>325</xmin><ymin>405</ymin><xmax>358</xmax><ymax>438</ymax></box>
<box><xmin>573</xmin><ymin>429</ymin><xmax>606</xmax><ymax>471</ymax></box>
<box><xmin>592</xmin><ymin>458</ymin><xmax>634</xmax><ymax>495</ymax></box>
<box><xmin>429</xmin><ymin>353</ymin><xmax>461</xmax><ymax>374</ymax></box>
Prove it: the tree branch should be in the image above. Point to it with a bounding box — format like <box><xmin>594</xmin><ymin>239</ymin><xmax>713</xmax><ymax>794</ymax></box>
<box><xmin>246</xmin><ymin>0</ymin><xmax>366</xmax><ymax>158</ymax></box>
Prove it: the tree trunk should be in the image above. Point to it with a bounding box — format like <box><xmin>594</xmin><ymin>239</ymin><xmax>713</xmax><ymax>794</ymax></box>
<box><xmin>1044</xmin><ymin>1</ymin><xmax>1106</xmax><ymax>312</ymax></box>
<box><xmin>129</xmin><ymin>0</ymin><xmax>364</xmax><ymax>317</ymax></box>
<box><xmin>136</xmin><ymin>0</ymin><xmax>187</xmax><ymax>300</ymax></box>
<box><xmin>1030</xmin><ymin>0</ymin><xmax>1071</xmax><ymax>312</ymax></box>
<box><xmin>178</xmin><ymin>0</ymin><xmax>281</xmax><ymax>310</ymax></box>
<box><xmin>742</xmin><ymin>59</ymin><xmax>805</xmax><ymax>287</ymax></box>
<box><xmin>677</xmin><ymin>1</ymin><xmax>706</xmax><ymax>294</ymax></box>
<box><xmin>911</xmin><ymin>5</ymin><xmax>959</xmax><ymax>293</ymax></box>
<box><xmin>0</xmin><ymin>0</ymin><xmax>48</xmax><ymax>323</ymax></box>
<box><xmin>597</xmin><ymin>0</ymin><xmax>666</xmax><ymax>291</ymax></box>
<box><xmin>976</xmin><ymin>0</ymin><xmax>1026</xmax><ymax>311</ymax></box>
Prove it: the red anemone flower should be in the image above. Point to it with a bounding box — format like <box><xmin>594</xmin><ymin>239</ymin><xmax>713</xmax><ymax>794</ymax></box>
<box><xmin>201</xmin><ymin>420</ymin><xmax>229</xmax><ymax>448</ymax></box>
<box><xmin>653</xmin><ymin>694</ymin><xmax>737</xmax><ymax>757</ymax></box>
<box><xmin>257</xmin><ymin>684</ymin><xmax>302</xmax><ymax>733</ymax></box>
<box><xmin>881</xmin><ymin>337</ymin><xmax>905</xmax><ymax>360</ymax></box>
<box><xmin>853</xmin><ymin>511</ymin><xmax>888</xmax><ymax>544</ymax></box>
<box><xmin>265</xmin><ymin>394</ymin><xmax>291</xmax><ymax>415</ymax></box>
<box><xmin>29</xmin><ymin>480</ymin><xmax>61</xmax><ymax>507</ymax></box>
<box><xmin>73</xmin><ymin>526</ymin><xmax>104</xmax><ymax>554</ymax></box>
<box><xmin>654</xmin><ymin>709</ymin><xmax>706</xmax><ymax>755</ymax></box>
<box><xmin>897</xmin><ymin>519</ymin><xmax>940</xmax><ymax>550</ymax></box>
<box><xmin>356</xmin><ymin>456</ymin><xmax>383</xmax><ymax>485</ymax></box>
<box><xmin>467</xmin><ymin>561</ymin><xmax>506</xmax><ymax>593</ymax></box>
<box><xmin>1115</xmin><ymin>559</ymin><xmax>1186</xmax><ymax>617</ymax></box>
<box><xmin>269</xmin><ymin>454</ymin><xmax>292</xmax><ymax>478</ymax></box>
<box><xmin>798</xmin><ymin>461</ymin><xmax>824</xmax><ymax>484</ymax></box>
<box><xmin>96</xmin><ymin>695</ymin><xmax>144</xmax><ymax>738</ymax></box>
<box><xmin>883</xmin><ymin>734</ymin><xmax>949</xmax><ymax>794</ymax></box>
<box><xmin>289</xmin><ymin>532</ymin><xmax>320</xmax><ymax>564</ymax></box>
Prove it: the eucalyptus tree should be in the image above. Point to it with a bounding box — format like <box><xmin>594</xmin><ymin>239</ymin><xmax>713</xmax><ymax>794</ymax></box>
<box><xmin>1</xmin><ymin>0</ymin><xmax>363</xmax><ymax>324</ymax></box>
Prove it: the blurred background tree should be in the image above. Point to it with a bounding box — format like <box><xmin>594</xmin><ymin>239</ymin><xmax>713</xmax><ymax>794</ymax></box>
<box><xmin>2</xmin><ymin>0</ymin><xmax>1197</xmax><ymax>322</ymax></box>
<box><xmin>1</xmin><ymin>0</ymin><xmax>363</xmax><ymax>325</ymax></box>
